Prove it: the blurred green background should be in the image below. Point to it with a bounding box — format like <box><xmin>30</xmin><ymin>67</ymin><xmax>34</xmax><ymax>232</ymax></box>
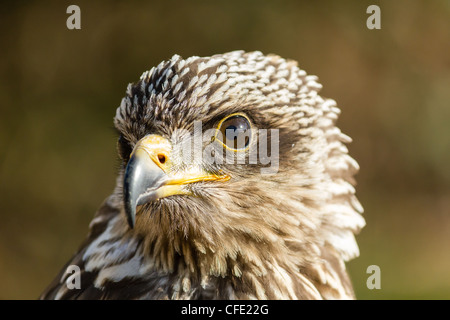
<box><xmin>0</xmin><ymin>0</ymin><xmax>449</xmax><ymax>299</ymax></box>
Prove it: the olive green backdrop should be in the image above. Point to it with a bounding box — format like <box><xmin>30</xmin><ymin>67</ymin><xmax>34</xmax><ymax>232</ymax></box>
<box><xmin>0</xmin><ymin>0</ymin><xmax>449</xmax><ymax>299</ymax></box>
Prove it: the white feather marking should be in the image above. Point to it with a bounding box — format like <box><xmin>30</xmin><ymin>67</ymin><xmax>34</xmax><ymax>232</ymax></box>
<box><xmin>271</xmin><ymin>263</ymin><xmax>298</xmax><ymax>299</ymax></box>
<box><xmin>94</xmin><ymin>255</ymin><xmax>143</xmax><ymax>288</ymax></box>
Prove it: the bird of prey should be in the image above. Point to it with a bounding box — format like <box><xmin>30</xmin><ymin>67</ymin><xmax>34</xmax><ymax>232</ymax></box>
<box><xmin>40</xmin><ymin>50</ymin><xmax>365</xmax><ymax>300</ymax></box>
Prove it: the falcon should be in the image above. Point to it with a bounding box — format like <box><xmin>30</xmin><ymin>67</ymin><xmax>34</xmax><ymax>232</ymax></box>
<box><xmin>40</xmin><ymin>51</ymin><xmax>365</xmax><ymax>300</ymax></box>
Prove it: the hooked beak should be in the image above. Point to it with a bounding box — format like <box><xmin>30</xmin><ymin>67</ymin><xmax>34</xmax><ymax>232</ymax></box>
<box><xmin>123</xmin><ymin>135</ymin><xmax>229</xmax><ymax>229</ymax></box>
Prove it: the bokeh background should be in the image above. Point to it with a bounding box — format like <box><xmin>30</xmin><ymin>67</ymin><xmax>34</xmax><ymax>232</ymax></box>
<box><xmin>0</xmin><ymin>0</ymin><xmax>449</xmax><ymax>299</ymax></box>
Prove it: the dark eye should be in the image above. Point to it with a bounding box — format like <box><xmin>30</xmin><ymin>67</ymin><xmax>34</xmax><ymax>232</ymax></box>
<box><xmin>117</xmin><ymin>135</ymin><xmax>132</xmax><ymax>161</ymax></box>
<box><xmin>217</xmin><ymin>114</ymin><xmax>251</xmax><ymax>150</ymax></box>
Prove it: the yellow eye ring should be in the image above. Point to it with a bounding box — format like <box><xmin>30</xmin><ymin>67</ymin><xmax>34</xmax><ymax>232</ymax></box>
<box><xmin>214</xmin><ymin>112</ymin><xmax>252</xmax><ymax>152</ymax></box>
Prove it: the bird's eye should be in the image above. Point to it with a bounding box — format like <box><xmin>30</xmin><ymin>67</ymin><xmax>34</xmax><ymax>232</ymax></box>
<box><xmin>216</xmin><ymin>114</ymin><xmax>252</xmax><ymax>151</ymax></box>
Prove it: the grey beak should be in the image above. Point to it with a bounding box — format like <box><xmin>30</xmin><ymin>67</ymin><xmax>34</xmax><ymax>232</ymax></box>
<box><xmin>123</xmin><ymin>148</ymin><xmax>167</xmax><ymax>228</ymax></box>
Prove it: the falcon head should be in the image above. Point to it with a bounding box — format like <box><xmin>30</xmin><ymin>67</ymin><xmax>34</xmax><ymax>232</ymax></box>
<box><xmin>113</xmin><ymin>51</ymin><xmax>364</xmax><ymax>296</ymax></box>
<box><xmin>42</xmin><ymin>51</ymin><xmax>365</xmax><ymax>300</ymax></box>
